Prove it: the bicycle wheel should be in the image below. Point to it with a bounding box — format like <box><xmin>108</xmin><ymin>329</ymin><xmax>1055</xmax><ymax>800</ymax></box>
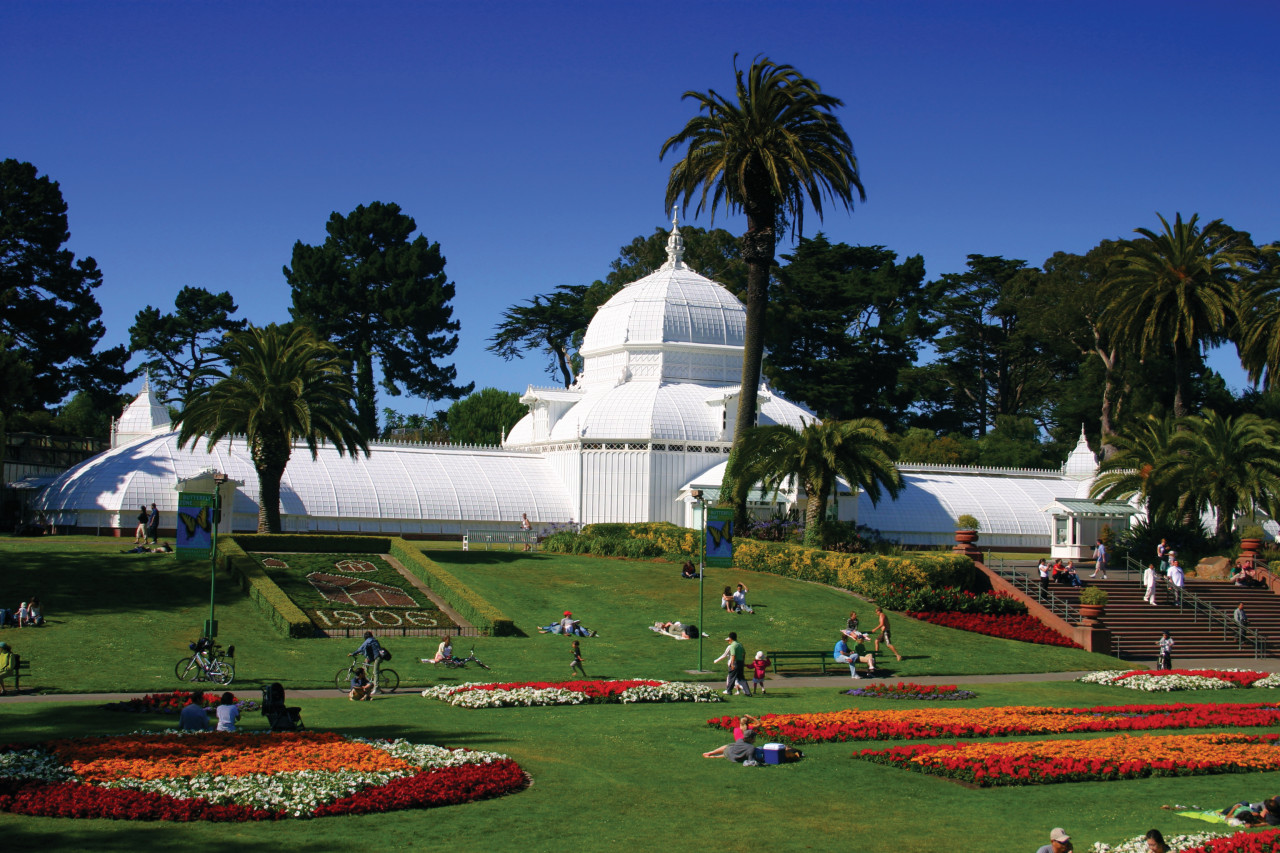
<box><xmin>175</xmin><ymin>656</ymin><xmax>202</xmax><ymax>683</ymax></box>
<box><xmin>335</xmin><ymin>667</ymin><xmax>353</xmax><ymax>693</ymax></box>
<box><xmin>210</xmin><ymin>660</ymin><xmax>234</xmax><ymax>686</ymax></box>
<box><xmin>376</xmin><ymin>669</ymin><xmax>399</xmax><ymax>693</ymax></box>
<box><xmin>474</xmin><ymin>659</ymin><xmax>492</xmax><ymax>671</ymax></box>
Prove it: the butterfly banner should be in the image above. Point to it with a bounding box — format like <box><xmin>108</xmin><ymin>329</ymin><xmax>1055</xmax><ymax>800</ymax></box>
<box><xmin>705</xmin><ymin>507</ymin><xmax>734</xmax><ymax>567</ymax></box>
<box><xmin>176</xmin><ymin>492</ymin><xmax>216</xmax><ymax>560</ymax></box>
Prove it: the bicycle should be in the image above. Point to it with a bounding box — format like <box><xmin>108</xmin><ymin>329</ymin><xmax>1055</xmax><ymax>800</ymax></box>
<box><xmin>175</xmin><ymin>639</ymin><xmax>235</xmax><ymax>686</ymax></box>
<box><xmin>334</xmin><ymin>659</ymin><xmax>400</xmax><ymax>694</ymax></box>
<box><xmin>439</xmin><ymin>647</ymin><xmax>491</xmax><ymax>671</ymax></box>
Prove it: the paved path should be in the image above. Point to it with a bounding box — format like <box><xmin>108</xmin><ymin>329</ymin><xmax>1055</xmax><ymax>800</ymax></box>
<box><xmin>5</xmin><ymin>657</ymin><xmax>1278</xmax><ymax>703</ymax></box>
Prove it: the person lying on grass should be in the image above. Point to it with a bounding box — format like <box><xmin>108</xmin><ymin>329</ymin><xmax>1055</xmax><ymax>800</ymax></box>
<box><xmin>703</xmin><ymin>714</ymin><xmax>761</xmax><ymax>762</ymax></box>
<box><xmin>649</xmin><ymin>621</ymin><xmax>699</xmax><ymax>639</ymax></box>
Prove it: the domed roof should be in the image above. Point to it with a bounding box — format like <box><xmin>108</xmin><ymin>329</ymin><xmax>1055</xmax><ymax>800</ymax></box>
<box><xmin>580</xmin><ymin>218</ymin><xmax>745</xmax><ymax>359</ymax></box>
<box><xmin>113</xmin><ymin>374</ymin><xmax>171</xmax><ymax>447</ymax></box>
<box><xmin>1061</xmin><ymin>426</ymin><xmax>1099</xmax><ymax>480</ymax></box>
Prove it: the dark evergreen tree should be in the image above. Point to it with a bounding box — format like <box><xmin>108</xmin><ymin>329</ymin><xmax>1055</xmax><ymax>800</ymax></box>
<box><xmin>129</xmin><ymin>286</ymin><xmax>246</xmax><ymax>406</ymax></box>
<box><xmin>763</xmin><ymin>235</ymin><xmax>928</xmax><ymax>429</ymax></box>
<box><xmin>446</xmin><ymin>388</ymin><xmax>526</xmax><ymax>446</ymax></box>
<box><xmin>285</xmin><ymin>202</ymin><xmax>472</xmax><ymax>438</ymax></box>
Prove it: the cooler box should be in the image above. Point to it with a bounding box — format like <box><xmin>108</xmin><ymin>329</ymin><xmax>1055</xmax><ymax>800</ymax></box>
<box><xmin>762</xmin><ymin>743</ymin><xmax>787</xmax><ymax>765</ymax></box>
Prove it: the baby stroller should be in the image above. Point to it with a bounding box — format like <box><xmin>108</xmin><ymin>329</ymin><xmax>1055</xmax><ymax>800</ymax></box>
<box><xmin>261</xmin><ymin>682</ymin><xmax>305</xmax><ymax>731</ymax></box>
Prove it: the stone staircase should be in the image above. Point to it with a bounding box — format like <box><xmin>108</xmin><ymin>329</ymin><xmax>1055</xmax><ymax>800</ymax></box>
<box><xmin>991</xmin><ymin>561</ymin><xmax>1278</xmax><ymax>661</ymax></box>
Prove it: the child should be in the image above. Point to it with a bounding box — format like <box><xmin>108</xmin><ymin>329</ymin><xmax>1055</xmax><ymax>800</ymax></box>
<box><xmin>1157</xmin><ymin>631</ymin><xmax>1174</xmax><ymax>670</ymax></box>
<box><xmin>751</xmin><ymin>651</ymin><xmax>769</xmax><ymax>694</ymax></box>
<box><xmin>570</xmin><ymin>640</ymin><xmax>586</xmax><ymax>677</ymax></box>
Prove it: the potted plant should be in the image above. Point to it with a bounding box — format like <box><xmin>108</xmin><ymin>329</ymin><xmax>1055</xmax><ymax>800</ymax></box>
<box><xmin>1239</xmin><ymin>523</ymin><xmax>1266</xmax><ymax>555</ymax></box>
<box><xmin>954</xmin><ymin>514</ymin><xmax>981</xmax><ymax>547</ymax></box>
<box><xmin>1077</xmin><ymin>585</ymin><xmax>1108</xmax><ymax>626</ymax></box>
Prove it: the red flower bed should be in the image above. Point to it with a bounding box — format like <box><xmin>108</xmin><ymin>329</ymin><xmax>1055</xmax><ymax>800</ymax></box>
<box><xmin>314</xmin><ymin>760</ymin><xmax>526</xmax><ymax>817</ymax></box>
<box><xmin>0</xmin><ymin>778</ymin><xmax>274</xmax><ymax>821</ymax></box>
<box><xmin>104</xmin><ymin>691</ymin><xmax>248</xmax><ymax>715</ymax></box>
<box><xmin>1182</xmin><ymin>828</ymin><xmax>1280</xmax><ymax>852</ymax></box>
<box><xmin>1113</xmin><ymin>669</ymin><xmax>1271</xmax><ymax>688</ymax></box>
<box><xmin>908</xmin><ymin>611</ymin><xmax>1081</xmax><ymax>648</ymax></box>
<box><xmin>706</xmin><ymin>702</ymin><xmax>1280</xmax><ymax>744</ymax></box>
<box><xmin>459</xmin><ymin>680</ymin><xmax>662</xmax><ymax>697</ymax></box>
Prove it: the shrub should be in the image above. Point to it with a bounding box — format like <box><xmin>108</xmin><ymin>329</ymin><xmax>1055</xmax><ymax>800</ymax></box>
<box><xmin>220</xmin><ymin>537</ymin><xmax>314</xmax><ymax>638</ymax></box>
<box><xmin>955</xmin><ymin>514</ymin><xmax>980</xmax><ymax>531</ymax></box>
<box><xmin>1079</xmin><ymin>586</ymin><xmax>1109</xmax><ymax>606</ymax></box>
<box><xmin>875</xmin><ymin>585</ymin><xmax>1026</xmax><ymax>615</ymax></box>
<box><xmin>390</xmin><ymin>540</ymin><xmax>514</xmax><ymax>636</ymax></box>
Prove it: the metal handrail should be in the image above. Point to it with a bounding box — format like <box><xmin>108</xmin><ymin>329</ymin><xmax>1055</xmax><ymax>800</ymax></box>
<box><xmin>1157</xmin><ymin>575</ymin><xmax>1269</xmax><ymax>658</ymax></box>
<box><xmin>992</xmin><ymin>558</ymin><xmax>1079</xmax><ymax>624</ymax></box>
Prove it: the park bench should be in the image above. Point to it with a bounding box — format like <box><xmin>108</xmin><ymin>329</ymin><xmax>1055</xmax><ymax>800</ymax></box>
<box><xmin>9</xmin><ymin>653</ymin><xmax>30</xmax><ymax>692</ymax></box>
<box><xmin>765</xmin><ymin>650</ymin><xmax>832</xmax><ymax>675</ymax></box>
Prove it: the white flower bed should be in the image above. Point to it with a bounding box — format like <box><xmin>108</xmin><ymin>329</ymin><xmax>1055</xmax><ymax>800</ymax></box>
<box><xmin>1077</xmin><ymin>670</ymin><xmax>1241</xmax><ymax>691</ymax></box>
<box><xmin>1091</xmin><ymin>831</ymin><xmax>1231</xmax><ymax>852</ymax></box>
<box><xmin>420</xmin><ymin>680</ymin><xmax>722</xmax><ymax>707</ymax></box>
<box><xmin>0</xmin><ymin>749</ymin><xmax>73</xmax><ymax>783</ymax></box>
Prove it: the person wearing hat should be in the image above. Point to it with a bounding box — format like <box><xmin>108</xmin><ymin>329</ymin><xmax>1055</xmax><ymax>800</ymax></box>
<box><xmin>1035</xmin><ymin>827</ymin><xmax>1071</xmax><ymax>853</ymax></box>
<box><xmin>0</xmin><ymin>642</ymin><xmax>16</xmax><ymax>695</ymax></box>
<box><xmin>713</xmin><ymin>631</ymin><xmax>750</xmax><ymax>696</ymax></box>
<box><xmin>750</xmin><ymin>651</ymin><xmax>769</xmax><ymax>694</ymax></box>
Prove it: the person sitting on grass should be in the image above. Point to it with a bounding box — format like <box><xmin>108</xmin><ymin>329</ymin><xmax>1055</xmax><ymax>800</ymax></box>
<box><xmin>178</xmin><ymin>695</ymin><xmax>211</xmax><ymax>731</ymax></box>
<box><xmin>422</xmin><ymin>638</ymin><xmax>454</xmax><ymax>664</ymax></box>
<box><xmin>349</xmin><ymin>667</ymin><xmax>374</xmax><ymax>701</ymax></box>
<box><xmin>214</xmin><ymin>691</ymin><xmax>240</xmax><ymax>732</ymax></box>
<box><xmin>703</xmin><ymin>714</ymin><xmax>761</xmax><ymax>762</ymax></box>
<box><xmin>681</xmin><ymin>561</ymin><xmax>698</xmax><ymax>579</ymax></box>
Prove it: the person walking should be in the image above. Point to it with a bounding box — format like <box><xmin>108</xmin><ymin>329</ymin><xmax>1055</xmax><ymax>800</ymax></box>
<box><xmin>134</xmin><ymin>505</ymin><xmax>148</xmax><ymax>545</ymax></box>
<box><xmin>1234</xmin><ymin>603</ymin><xmax>1250</xmax><ymax>643</ymax></box>
<box><xmin>146</xmin><ymin>503</ymin><xmax>160</xmax><ymax>545</ymax></box>
<box><xmin>570</xmin><ymin>640</ymin><xmax>586</xmax><ymax>677</ymax></box>
<box><xmin>1090</xmin><ymin>538</ymin><xmax>1109</xmax><ymax>579</ymax></box>
<box><xmin>873</xmin><ymin>606</ymin><xmax>903</xmax><ymax>662</ymax></box>
<box><xmin>521</xmin><ymin>512</ymin><xmax>532</xmax><ymax>551</ymax></box>
<box><xmin>1037</xmin><ymin>558</ymin><xmax>1050</xmax><ymax>594</ymax></box>
<box><xmin>1142</xmin><ymin>563</ymin><xmax>1160</xmax><ymax>606</ymax></box>
<box><xmin>1168</xmin><ymin>559</ymin><xmax>1185</xmax><ymax>605</ymax></box>
<box><xmin>1156</xmin><ymin>537</ymin><xmax>1170</xmax><ymax>575</ymax></box>
<box><xmin>713</xmin><ymin>632</ymin><xmax>750</xmax><ymax>696</ymax></box>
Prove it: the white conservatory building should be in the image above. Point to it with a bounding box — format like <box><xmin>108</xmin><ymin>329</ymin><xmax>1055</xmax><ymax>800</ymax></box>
<box><xmin>33</xmin><ymin>220</ymin><xmax>1115</xmax><ymax>548</ymax></box>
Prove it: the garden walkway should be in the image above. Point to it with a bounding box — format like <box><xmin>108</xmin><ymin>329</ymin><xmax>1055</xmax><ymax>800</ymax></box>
<box><xmin>5</xmin><ymin>657</ymin><xmax>1280</xmax><ymax>702</ymax></box>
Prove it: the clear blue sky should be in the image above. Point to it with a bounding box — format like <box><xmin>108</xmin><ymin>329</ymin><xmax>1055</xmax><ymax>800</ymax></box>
<box><xmin>4</xmin><ymin>1</ymin><xmax>1277</xmax><ymax>415</ymax></box>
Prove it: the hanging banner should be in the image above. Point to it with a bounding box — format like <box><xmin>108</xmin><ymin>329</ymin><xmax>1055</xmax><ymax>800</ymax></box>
<box><xmin>176</xmin><ymin>492</ymin><xmax>215</xmax><ymax>560</ymax></box>
<box><xmin>705</xmin><ymin>507</ymin><xmax>735</xmax><ymax>567</ymax></box>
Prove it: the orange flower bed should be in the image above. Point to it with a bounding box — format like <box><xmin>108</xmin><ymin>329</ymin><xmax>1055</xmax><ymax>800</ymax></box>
<box><xmin>708</xmin><ymin>702</ymin><xmax>1280</xmax><ymax>743</ymax></box>
<box><xmin>856</xmin><ymin>732</ymin><xmax>1280</xmax><ymax>786</ymax></box>
<box><xmin>47</xmin><ymin>731</ymin><xmax>413</xmax><ymax>783</ymax></box>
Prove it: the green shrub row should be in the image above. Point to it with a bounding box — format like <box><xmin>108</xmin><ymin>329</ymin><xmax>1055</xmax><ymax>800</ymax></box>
<box><xmin>229</xmin><ymin>534</ymin><xmax>392</xmax><ymax>553</ymax></box>
<box><xmin>219</xmin><ymin>537</ymin><xmax>315</xmax><ymax>638</ymax></box>
<box><xmin>541</xmin><ymin>531</ymin><xmax>664</xmax><ymax>559</ymax></box>
<box><xmin>388</xmin><ymin>539</ymin><xmax>515</xmax><ymax>636</ymax></box>
<box><xmin>874</xmin><ymin>584</ymin><xmax>1026</xmax><ymax>615</ymax></box>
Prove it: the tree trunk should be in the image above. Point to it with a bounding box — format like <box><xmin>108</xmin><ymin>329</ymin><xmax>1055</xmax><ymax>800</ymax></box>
<box><xmin>727</xmin><ymin>220</ymin><xmax>776</xmax><ymax>529</ymax></box>
<box><xmin>251</xmin><ymin>429</ymin><xmax>292</xmax><ymax>534</ymax></box>
<box><xmin>803</xmin><ymin>480</ymin><xmax>827</xmax><ymax>547</ymax></box>
<box><xmin>1172</xmin><ymin>346</ymin><xmax>1188</xmax><ymax>420</ymax></box>
<box><xmin>356</xmin><ymin>340</ymin><xmax>377</xmax><ymax>440</ymax></box>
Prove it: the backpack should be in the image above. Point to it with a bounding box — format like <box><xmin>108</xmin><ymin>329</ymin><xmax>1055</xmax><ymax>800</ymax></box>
<box><xmin>378</xmin><ymin>647</ymin><xmax>392</xmax><ymax>662</ymax></box>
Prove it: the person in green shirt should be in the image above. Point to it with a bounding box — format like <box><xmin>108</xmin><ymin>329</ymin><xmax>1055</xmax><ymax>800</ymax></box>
<box><xmin>714</xmin><ymin>632</ymin><xmax>751</xmax><ymax>696</ymax></box>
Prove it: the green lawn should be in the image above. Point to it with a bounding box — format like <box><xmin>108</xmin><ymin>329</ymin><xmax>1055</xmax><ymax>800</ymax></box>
<box><xmin>0</xmin><ymin>535</ymin><xmax>1270</xmax><ymax>852</ymax></box>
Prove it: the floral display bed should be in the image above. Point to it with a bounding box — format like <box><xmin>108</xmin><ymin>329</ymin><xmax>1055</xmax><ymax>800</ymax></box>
<box><xmin>707</xmin><ymin>702</ymin><xmax>1280</xmax><ymax>744</ymax></box>
<box><xmin>854</xmin><ymin>731</ymin><xmax>1280</xmax><ymax>786</ymax></box>
<box><xmin>421</xmin><ymin>679</ymin><xmax>721</xmax><ymax>708</ymax></box>
<box><xmin>0</xmin><ymin>731</ymin><xmax>524</xmax><ymax>820</ymax></box>
<box><xmin>907</xmin><ymin>611</ymin><xmax>1082</xmax><ymax>647</ymax></box>
<box><xmin>843</xmin><ymin>682</ymin><xmax>976</xmax><ymax>700</ymax></box>
<box><xmin>1167</xmin><ymin>828</ymin><xmax>1280</xmax><ymax>852</ymax></box>
<box><xmin>1091</xmin><ymin>831</ymin><xmax>1236</xmax><ymax>853</ymax></box>
<box><xmin>1078</xmin><ymin>669</ymin><xmax>1280</xmax><ymax>691</ymax></box>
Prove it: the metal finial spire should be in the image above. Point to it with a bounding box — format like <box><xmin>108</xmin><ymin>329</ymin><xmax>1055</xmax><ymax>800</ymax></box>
<box><xmin>664</xmin><ymin>207</ymin><xmax>685</xmax><ymax>269</ymax></box>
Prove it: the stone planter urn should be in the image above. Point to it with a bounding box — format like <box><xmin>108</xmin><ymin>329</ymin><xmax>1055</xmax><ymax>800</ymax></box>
<box><xmin>953</xmin><ymin>529</ymin><xmax>981</xmax><ymax>559</ymax></box>
<box><xmin>1077</xmin><ymin>604</ymin><xmax>1106</xmax><ymax>627</ymax></box>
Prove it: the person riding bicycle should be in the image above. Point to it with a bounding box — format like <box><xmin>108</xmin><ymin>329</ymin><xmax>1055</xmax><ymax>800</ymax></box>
<box><xmin>350</xmin><ymin>631</ymin><xmax>385</xmax><ymax>694</ymax></box>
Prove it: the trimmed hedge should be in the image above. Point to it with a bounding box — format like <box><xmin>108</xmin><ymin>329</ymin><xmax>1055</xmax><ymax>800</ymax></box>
<box><xmin>592</xmin><ymin>522</ymin><xmax>976</xmax><ymax>601</ymax></box>
<box><xmin>219</xmin><ymin>537</ymin><xmax>315</xmax><ymax>638</ymax></box>
<box><xmin>389</xmin><ymin>540</ymin><xmax>515</xmax><ymax>636</ymax></box>
<box><xmin>229</xmin><ymin>534</ymin><xmax>391</xmax><ymax>554</ymax></box>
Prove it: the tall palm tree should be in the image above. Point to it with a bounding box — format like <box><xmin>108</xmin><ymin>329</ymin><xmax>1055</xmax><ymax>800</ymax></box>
<box><xmin>1236</xmin><ymin>242</ymin><xmax>1280</xmax><ymax>390</ymax></box>
<box><xmin>177</xmin><ymin>323</ymin><xmax>368</xmax><ymax>533</ymax></box>
<box><xmin>1102</xmin><ymin>213</ymin><xmax>1255</xmax><ymax>418</ymax></box>
<box><xmin>1165</xmin><ymin>411</ymin><xmax>1280</xmax><ymax>543</ymax></box>
<box><xmin>725</xmin><ymin>419</ymin><xmax>901</xmax><ymax>547</ymax></box>
<box><xmin>661</xmin><ymin>55</ymin><xmax>864</xmax><ymax>526</ymax></box>
<box><xmin>1089</xmin><ymin>414</ymin><xmax>1181</xmax><ymax>526</ymax></box>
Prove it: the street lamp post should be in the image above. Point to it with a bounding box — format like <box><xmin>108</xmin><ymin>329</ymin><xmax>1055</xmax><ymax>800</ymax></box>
<box><xmin>206</xmin><ymin>472</ymin><xmax>228</xmax><ymax>639</ymax></box>
<box><xmin>692</xmin><ymin>489</ymin><xmax>707</xmax><ymax>672</ymax></box>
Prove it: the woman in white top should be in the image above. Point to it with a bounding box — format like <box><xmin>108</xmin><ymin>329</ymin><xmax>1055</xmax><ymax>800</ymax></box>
<box><xmin>423</xmin><ymin>638</ymin><xmax>454</xmax><ymax>664</ymax></box>
<box><xmin>215</xmin><ymin>691</ymin><xmax>240</xmax><ymax>732</ymax></box>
